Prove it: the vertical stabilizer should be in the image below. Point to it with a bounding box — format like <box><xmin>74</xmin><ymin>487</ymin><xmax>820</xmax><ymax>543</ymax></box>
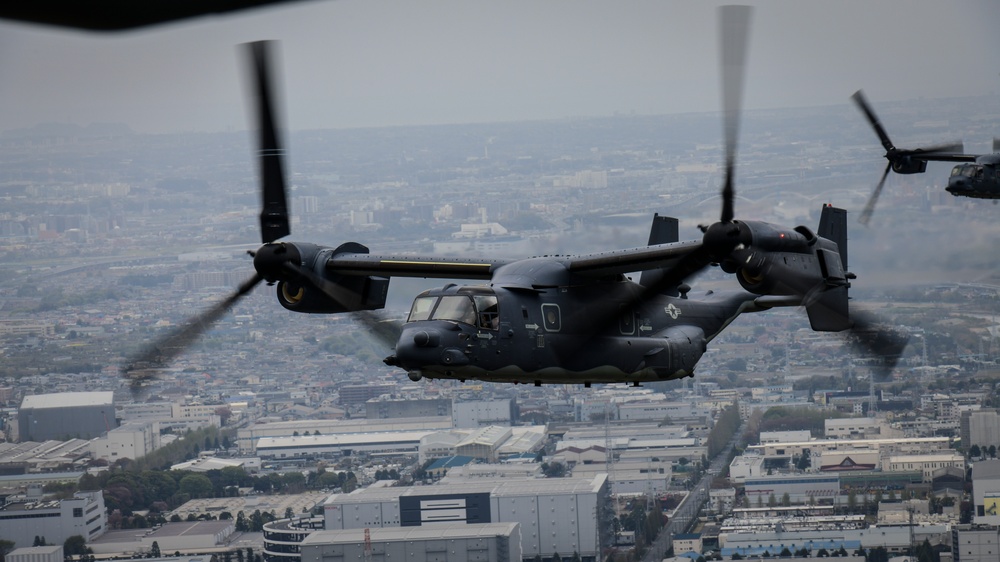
<box><xmin>817</xmin><ymin>204</ymin><xmax>848</xmax><ymax>271</ymax></box>
<box><xmin>808</xmin><ymin>205</ymin><xmax>851</xmax><ymax>331</ymax></box>
<box><xmin>640</xmin><ymin>214</ymin><xmax>680</xmax><ymax>294</ymax></box>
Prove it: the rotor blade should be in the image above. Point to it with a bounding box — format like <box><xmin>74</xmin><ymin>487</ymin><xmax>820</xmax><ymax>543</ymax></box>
<box><xmin>851</xmin><ymin>90</ymin><xmax>895</xmax><ymax>153</ymax></box>
<box><xmin>718</xmin><ymin>4</ymin><xmax>751</xmax><ymax>223</ymax></box>
<box><xmin>282</xmin><ymin>262</ymin><xmax>402</xmax><ymax>350</ymax></box>
<box><xmin>122</xmin><ymin>273</ymin><xmax>264</xmax><ymax>377</ymax></box>
<box><xmin>859</xmin><ymin>162</ymin><xmax>891</xmax><ymax>226</ymax></box>
<box><xmin>845</xmin><ymin>309</ymin><xmax>909</xmax><ymax>380</ymax></box>
<box><xmin>244</xmin><ymin>40</ymin><xmax>290</xmax><ymax>244</ymax></box>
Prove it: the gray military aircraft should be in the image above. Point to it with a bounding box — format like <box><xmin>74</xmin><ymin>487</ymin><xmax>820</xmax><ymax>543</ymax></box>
<box><xmin>852</xmin><ymin>90</ymin><xmax>1000</xmax><ymax>225</ymax></box>
<box><xmin>124</xmin><ymin>7</ymin><xmax>907</xmax><ymax>388</ymax></box>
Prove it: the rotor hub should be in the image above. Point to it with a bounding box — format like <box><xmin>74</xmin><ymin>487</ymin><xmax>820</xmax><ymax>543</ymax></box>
<box><xmin>253</xmin><ymin>242</ymin><xmax>301</xmax><ymax>282</ymax></box>
<box><xmin>702</xmin><ymin>220</ymin><xmax>750</xmax><ymax>262</ymax></box>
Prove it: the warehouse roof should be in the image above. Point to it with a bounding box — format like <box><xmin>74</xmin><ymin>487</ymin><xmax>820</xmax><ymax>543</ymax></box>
<box><xmin>21</xmin><ymin>391</ymin><xmax>114</xmax><ymax>409</ymax></box>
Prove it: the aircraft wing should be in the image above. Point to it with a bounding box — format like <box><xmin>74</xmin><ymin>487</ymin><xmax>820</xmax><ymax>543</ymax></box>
<box><xmin>326</xmin><ymin>252</ymin><xmax>509</xmax><ymax>280</ymax></box>
<box><xmin>908</xmin><ymin>150</ymin><xmax>977</xmax><ymax>164</ymax></box>
<box><xmin>323</xmin><ymin>239</ymin><xmax>704</xmax><ymax>282</ymax></box>
<box><xmin>566</xmin><ymin>239</ymin><xmax>704</xmax><ymax>277</ymax></box>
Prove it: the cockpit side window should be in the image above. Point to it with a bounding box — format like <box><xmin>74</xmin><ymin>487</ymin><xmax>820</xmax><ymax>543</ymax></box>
<box><xmin>474</xmin><ymin>295</ymin><xmax>500</xmax><ymax>330</ymax></box>
<box><xmin>431</xmin><ymin>295</ymin><xmax>477</xmax><ymax>326</ymax></box>
<box><xmin>407</xmin><ymin>296</ymin><xmax>437</xmax><ymax>322</ymax></box>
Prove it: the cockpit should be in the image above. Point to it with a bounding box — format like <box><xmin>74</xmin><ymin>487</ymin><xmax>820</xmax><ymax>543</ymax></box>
<box><xmin>407</xmin><ymin>288</ymin><xmax>500</xmax><ymax>330</ymax></box>
<box><xmin>950</xmin><ymin>164</ymin><xmax>983</xmax><ymax>179</ymax></box>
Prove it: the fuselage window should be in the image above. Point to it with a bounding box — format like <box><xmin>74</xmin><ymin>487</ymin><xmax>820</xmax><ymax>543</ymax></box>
<box><xmin>619</xmin><ymin>307</ymin><xmax>635</xmax><ymax>335</ymax></box>
<box><xmin>432</xmin><ymin>295</ymin><xmax>477</xmax><ymax>326</ymax></box>
<box><xmin>474</xmin><ymin>295</ymin><xmax>500</xmax><ymax>330</ymax></box>
<box><xmin>407</xmin><ymin>296</ymin><xmax>437</xmax><ymax>322</ymax></box>
<box><xmin>541</xmin><ymin>303</ymin><xmax>561</xmax><ymax>332</ymax></box>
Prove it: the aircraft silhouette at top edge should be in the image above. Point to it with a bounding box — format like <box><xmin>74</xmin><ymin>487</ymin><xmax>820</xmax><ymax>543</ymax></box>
<box><xmin>0</xmin><ymin>0</ymin><xmax>313</xmax><ymax>31</ymax></box>
<box><xmin>852</xmin><ymin>89</ymin><xmax>1000</xmax><ymax>226</ymax></box>
<box><xmin>122</xmin><ymin>6</ymin><xmax>908</xmax><ymax>390</ymax></box>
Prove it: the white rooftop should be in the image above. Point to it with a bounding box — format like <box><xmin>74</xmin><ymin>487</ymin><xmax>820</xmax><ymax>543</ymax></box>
<box><xmin>21</xmin><ymin>391</ymin><xmax>114</xmax><ymax>409</ymax></box>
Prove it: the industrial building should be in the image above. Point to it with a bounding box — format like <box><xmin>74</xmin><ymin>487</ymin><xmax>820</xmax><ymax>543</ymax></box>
<box><xmin>322</xmin><ymin>474</ymin><xmax>610</xmax><ymax>561</ymax></box>
<box><xmin>972</xmin><ymin>459</ymin><xmax>1000</xmax><ymax>524</ymax></box>
<box><xmin>743</xmin><ymin>473</ymin><xmax>840</xmax><ymax>505</ymax></box>
<box><xmin>237</xmin><ymin>416</ymin><xmax>452</xmax><ymax>454</ymax></box>
<box><xmin>17</xmin><ymin>391</ymin><xmax>117</xmax><ymax>442</ymax></box>
<box><xmin>365</xmin><ymin>396</ymin><xmax>452</xmax><ymax>420</ymax></box>
<box><xmin>256</xmin><ymin>430</ymin><xmax>436</xmax><ymax>459</ymax></box>
<box><xmin>953</xmin><ymin>524</ymin><xmax>1000</xmax><ymax>562</ymax></box>
<box><xmin>300</xmin><ymin>524</ymin><xmax>522</xmax><ymax>562</ymax></box>
<box><xmin>453</xmin><ymin>399</ymin><xmax>514</xmax><ymax>428</ymax></box>
<box><xmin>89</xmin><ymin>421</ymin><xmax>160</xmax><ymax>462</ymax></box>
<box><xmin>7</xmin><ymin>546</ymin><xmax>63</xmax><ymax>562</ymax></box>
<box><xmin>0</xmin><ymin>490</ymin><xmax>106</xmax><ymax>548</ymax></box>
<box><xmin>88</xmin><ymin>520</ymin><xmax>234</xmax><ymax>555</ymax></box>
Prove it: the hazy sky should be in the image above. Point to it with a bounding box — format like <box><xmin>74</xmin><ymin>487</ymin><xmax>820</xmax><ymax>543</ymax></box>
<box><xmin>0</xmin><ymin>0</ymin><xmax>997</xmax><ymax>134</ymax></box>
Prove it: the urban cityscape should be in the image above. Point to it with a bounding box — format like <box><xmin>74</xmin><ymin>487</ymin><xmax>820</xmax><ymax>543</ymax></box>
<box><xmin>0</xmin><ymin>87</ymin><xmax>999</xmax><ymax>562</ymax></box>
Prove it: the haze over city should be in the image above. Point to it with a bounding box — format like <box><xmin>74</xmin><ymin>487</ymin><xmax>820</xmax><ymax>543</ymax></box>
<box><xmin>0</xmin><ymin>0</ymin><xmax>998</xmax><ymax>133</ymax></box>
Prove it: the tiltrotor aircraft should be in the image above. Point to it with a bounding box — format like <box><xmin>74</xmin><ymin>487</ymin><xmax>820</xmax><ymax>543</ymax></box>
<box><xmin>852</xmin><ymin>89</ymin><xmax>1000</xmax><ymax>225</ymax></box>
<box><xmin>124</xmin><ymin>7</ymin><xmax>906</xmax><ymax>388</ymax></box>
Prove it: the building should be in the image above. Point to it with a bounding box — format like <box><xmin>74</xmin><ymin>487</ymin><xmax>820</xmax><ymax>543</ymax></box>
<box><xmin>953</xmin><ymin>524</ymin><xmax>1000</xmax><ymax>562</ymax></box>
<box><xmin>885</xmin><ymin>452</ymin><xmax>965</xmax><ymax>482</ymax></box>
<box><xmin>365</xmin><ymin>397</ymin><xmax>451</xmax><ymax>420</ymax></box>
<box><xmin>17</xmin><ymin>392</ymin><xmax>116</xmax><ymax>442</ymax></box>
<box><xmin>237</xmin><ymin>417</ymin><xmax>452</xmax><ymax>454</ymax></box>
<box><xmin>0</xmin><ymin>491</ymin><xmax>106</xmax><ymax>548</ymax></box>
<box><xmin>963</xmin><ymin>409</ymin><xmax>1000</xmax><ymax>450</ymax></box>
<box><xmin>338</xmin><ymin>383</ymin><xmax>396</xmax><ymax>406</ymax></box>
<box><xmin>972</xmin><ymin>460</ymin><xmax>1000</xmax><ymax>524</ymax></box>
<box><xmin>263</xmin><ymin>516</ymin><xmax>325</xmax><ymax>562</ymax></box>
<box><xmin>300</xmin><ymin>524</ymin><xmax>522</xmax><ymax>562</ymax></box>
<box><xmin>323</xmin><ymin>475</ymin><xmax>609</xmax><ymax>561</ymax></box>
<box><xmin>744</xmin><ymin>473</ymin><xmax>840</xmax><ymax>506</ymax></box>
<box><xmin>824</xmin><ymin>418</ymin><xmax>885</xmax><ymax>439</ymax></box>
<box><xmin>673</xmin><ymin>533</ymin><xmax>703</xmax><ymax>556</ymax></box>
<box><xmin>256</xmin><ymin>430</ymin><xmax>436</xmax><ymax>460</ymax></box>
<box><xmin>88</xmin><ymin>521</ymin><xmax>233</xmax><ymax>555</ymax></box>
<box><xmin>89</xmin><ymin>421</ymin><xmax>160</xmax><ymax>462</ymax></box>
<box><xmin>7</xmin><ymin>546</ymin><xmax>63</xmax><ymax>562</ymax></box>
<box><xmin>453</xmin><ymin>399</ymin><xmax>513</xmax><ymax>428</ymax></box>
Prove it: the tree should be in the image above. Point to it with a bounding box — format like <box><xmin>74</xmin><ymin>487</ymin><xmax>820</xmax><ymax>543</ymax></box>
<box><xmin>64</xmin><ymin>536</ymin><xmax>88</xmax><ymax>557</ymax></box>
<box><xmin>150</xmin><ymin>541</ymin><xmax>161</xmax><ymax>558</ymax></box>
<box><xmin>781</xmin><ymin>492</ymin><xmax>791</xmax><ymax>507</ymax></box>
<box><xmin>970</xmin><ymin>444</ymin><xmax>982</xmax><ymax>458</ymax></box>
<box><xmin>179</xmin><ymin>474</ymin><xmax>214</xmax><ymax>498</ymax></box>
<box><xmin>868</xmin><ymin>547</ymin><xmax>889</xmax><ymax>562</ymax></box>
<box><xmin>731</xmin><ymin>554</ymin><xmax>744</xmax><ymax>560</ymax></box>
<box><xmin>780</xmin><ymin>548</ymin><xmax>792</xmax><ymax>558</ymax></box>
<box><xmin>0</xmin><ymin>540</ymin><xmax>15</xmax><ymax>562</ymax></box>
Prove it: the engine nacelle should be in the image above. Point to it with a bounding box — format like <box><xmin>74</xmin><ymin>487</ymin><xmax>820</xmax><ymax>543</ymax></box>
<box><xmin>891</xmin><ymin>157</ymin><xmax>928</xmax><ymax>175</ymax></box>
<box><xmin>276</xmin><ymin>242</ymin><xmax>390</xmax><ymax>314</ymax></box>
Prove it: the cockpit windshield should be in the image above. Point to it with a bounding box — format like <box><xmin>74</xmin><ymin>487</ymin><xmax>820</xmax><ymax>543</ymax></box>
<box><xmin>406</xmin><ymin>293</ymin><xmax>500</xmax><ymax>330</ymax></box>
<box><xmin>951</xmin><ymin>164</ymin><xmax>982</xmax><ymax>178</ymax></box>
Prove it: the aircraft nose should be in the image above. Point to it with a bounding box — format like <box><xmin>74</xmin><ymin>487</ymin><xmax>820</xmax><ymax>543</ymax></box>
<box><xmin>413</xmin><ymin>330</ymin><xmax>441</xmax><ymax>348</ymax></box>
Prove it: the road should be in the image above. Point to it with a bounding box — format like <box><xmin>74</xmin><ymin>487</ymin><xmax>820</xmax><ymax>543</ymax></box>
<box><xmin>641</xmin><ymin>424</ymin><xmax>743</xmax><ymax>562</ymax></box>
